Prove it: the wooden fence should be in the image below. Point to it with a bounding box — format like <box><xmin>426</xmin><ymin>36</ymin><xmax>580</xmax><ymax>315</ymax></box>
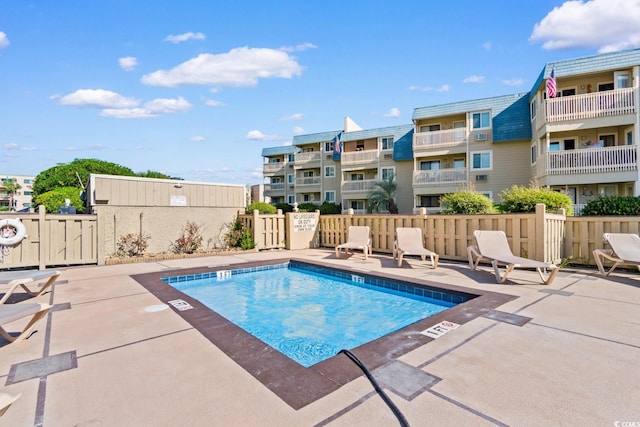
<box><xmin>239</xmin><ymin>209</ymin><xmax>286</xmax><ymax>250</ymax></box>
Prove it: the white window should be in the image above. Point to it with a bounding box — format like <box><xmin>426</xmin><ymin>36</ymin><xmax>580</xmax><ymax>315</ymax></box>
<box><xmin>381</xmin><ymin>167</ymin><xmax>395</xmax><ymax>181</ymax></box>
<box><xmin>380</xmin><ymin>136</ymin><xmax>394</xmax><ymax>150</ymax></box>
<box><xmin>303</xmin><ymin>170</ymin><xmax>314</xmax><ymax>177</ymax></box>
<box><xmin>270</xmin><ymin>158</ymin><xmax>281</xmax><ymax>163</ymax></box>
<box><xmin>351</xmin><ymin>200</ymin><xmax>365</xmax><ymax>210</ymax></box>
<box><xmin>472</xmin><ymin>111</ymin><xmax>490</xmax><ymax>130</ymax></box>
<box><xmin>351</xmin><ymin>173</ymin><xmax>364</xmax><ymax>181</ymax></box>
<box><xmin>272</xmin><ymin>177</ymin><xmax>282</xmax><ymax>184</ymax></box>
<box><xmin>288</xmin><ymin>154</ymin><xmax>295</xmax><ymax>162</ymax></box>
<box><xmin>453</xmin><ymin>121</ymin><xmax>465</xmax><ymax>129</ymax></box>
<box><xmin>531</xmin><ymin>141</ymin><xmax>538</xmax><ymax>165</ymax></box>
<box><xmin>530</xmin><ymin>98</ymin><xmax>537</xmax><ymax>120</ymax></box>
<box><xmin>471</xmin><ymin>151</ymin><xmax>492</xmax><ymax>170</ymax></box>
<box><xmin>453</xmin><ymin>158</ymin><xmax>465</xmax><ymax>168</ymax></box>
<box><xmin>549</xmin><ymin>141</ymin><xmax>560</xmax><ymax>152</ymax></box>
<box><xmin>614</xmin><ymin>71</ymin><xmax>631</xmax><ymax>89</ymax></box>
<box><xmin>626</xmin><ymin>130</ymin><xmax>633</xmax><ymax>145</ymax></box>
<box><xmin>480</xmin><ymin>192</ymin><xmax>493</xmax><ymax>201</ymax></box>
<box><xmin>287</xmin><ymin>174</ymin><xmax>295</xmax><ymax>184</ymax></box>
<box><xmin>324</xmin><ymin>191</ymin><xmax>335</xmax><ymax>202</ymax></box>
<box><xmin>324</xmin><ymin>141</ymin><xmax>334</xmax><ymax>152</ymax></box>
<box><xmin>287</xmin><ymin>195</ymin><xmax>295</xmax><ymax>204</ymax></box>
<box><xmin>325</xmin><ymin>166</ymin><xmax>335</xmax><ymax>177</ymax></box>
<box><xmin>420</xmin><ymin>160</ymin><xmax>440</xmax><ymax>170</ymax></box>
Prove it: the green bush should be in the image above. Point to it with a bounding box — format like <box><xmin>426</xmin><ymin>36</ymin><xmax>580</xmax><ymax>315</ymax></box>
<box><xmin>170</xmin><ymin>222</ymin><xmax>204</xmax><ymax>254</ymax></box>
<box><xmin>116</xmin><ymin>233</ymin><xmax>149</xmax><ymax>257</ymax></box>
<box><xmin>319</xmin><ymin>201</ymin><xmax>342</xmax><ymax>214</ymax></box>
<box><xmin>497</xmin><ymin>186</ymin><xmax>573</xmax><ymax>215</ymax></box>
<box><xmin>33</xmin><ymin>186</ymin><xmax>85</xmax><ymax>213</ymax></box>
<box><xmin>246</xmin><ymin>202</ymin><xmax>277</xmax><ymax>214</ymax></box>
<box><xmin>297</xmin><ymin>202</ymin><xmax>318</xmax><ymax>212</ymax></box>
<box><xmin>225</xmin><ymin>217</ymin><xmax>256</xmax><ymax>250</ymax></box>
<box><xmin>274</xmin><ymin>203</ymin><xmax>294</xmax><ymax>213</ymax></box>
<box><xmin>440</xmin><ymin>191</ymin><xmax>495</xmax><ymax>214</ymax></box>
<box><xmin>581</xmin><ymin>196</ymin><xmax>640</xmax><ymax>216</ymax></box>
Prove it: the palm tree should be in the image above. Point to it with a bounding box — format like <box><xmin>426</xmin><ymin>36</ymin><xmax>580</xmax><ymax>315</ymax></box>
<box><xmin>2</xmin><ymin>178</ymin><xmax>21</xmax><ymax>211</ymax></box>
<box><xmin>367</xmin><ymin>172</ymin><xmax>398</xmax><ymax>214</ymax></box>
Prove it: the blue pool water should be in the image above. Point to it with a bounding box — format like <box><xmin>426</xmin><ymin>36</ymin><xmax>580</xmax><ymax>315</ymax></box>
<box><xmin>164</xmin><ymin>263</ymin><xmax>460</xmax><ymax>367</ymax></box>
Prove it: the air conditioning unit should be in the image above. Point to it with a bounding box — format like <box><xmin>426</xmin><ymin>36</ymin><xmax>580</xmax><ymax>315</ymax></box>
<box><xmin>475</xmin><ymin>133</ymin><xmax>488</xmax><ymax>141</ymax></box>
<box><xmin>326</xmin><ymin>154</ymin><xmax>333</xmax><ymax>159</ymax></box>
<box><xmin>476</xmin><ymin>174</ymin><xmax>488</xmax><ymax>182</ymax></box>
<box><xmin>383</xmin><ymin>153</ymin><xmax>393</xmax><ymax>159</ymax></box>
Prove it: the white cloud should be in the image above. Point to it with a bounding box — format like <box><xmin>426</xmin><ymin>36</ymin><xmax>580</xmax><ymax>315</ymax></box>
<box><xmin>119</xmin><ymin>56</ymin><xmax>138</xmax><ymax>72</ymax></box>
<box><xmin>483</xmin><ymin>41</ymin><xmax>492</xmax><ymax>51</ymax></box>
<box><xmin>384</xmin><ymin>107</ymin><xmax>400</xmax><ymax>118</ymax></box>
<box><xmin>144</xmin><ymin>96</ymin><xmax>192</xmax><ymax>114</ymax></box>
<box><xmin>292</xmin><ymin>126</ymin><xmax>305</xmax><ymax>135</ymax></box>
<box><xmin>279</xmin><ymin>42</ymin><xmax>317</xmax><ymax>52</ymax></box>
<box><xmin>463</xmin><ymin>75</ymin><xmax>485</xmax><ymax>84</ymax></box>
<box><xmin>164</xmin><ymin>32</ymin><xmax>206</xmax><ymax>44</ymax></box>
<box><xmin>3</xmin><ymin>142</ymin><xmax>36</xmax><ymax>151</ymax></box>
<box><xmin>502</xmin><ymin>78</ymin><xmax>524</xmax><ymax>86</ymax></box>
<box><xmin>280</xmin><ymin>113</ymin><xmax>304</xmax><ymax>121</ymax></box>
<box><xmin>0</xmin><ymin>32</ymin><xmax>8</xmax><ymax>49</ymax></box>
<box><xmin>141</xmin><ymin>47</ymin><xmax>304</xmax><ymax>87</ymax></box>
<box><xmin>191</xmin><ymin>136</ymin><xmax>205</xmax><ymax>142</ymax></box>
<box><xmin>245</xmin><ymin>130</ymin><xmax>282</xmax><ymax>141</ymax></box>
<box><xmin>58</xmin><ymin>89</ymin><xmax>139</xmax><ymax>108</ymax></box>
<box><xmin>204</xmin><ymin>99</ymin><xmax>225</xmax><ymax>107</ymax></box>
<box><xmin>63</xmin><ymin>144</ymin><xmax>104</xmax><ymax>151</ymax></box>
<box><xmin>408</xmin><ymin>84</ymin><xmax>450</xmax><ymax>92</ymax></box>
<box><xmin>530</xmin><ymin>0</ymin><xmax>640</xmax><ymax>52</ymax></box>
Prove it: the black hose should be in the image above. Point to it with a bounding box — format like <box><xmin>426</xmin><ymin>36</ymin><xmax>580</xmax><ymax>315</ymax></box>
<box><xmin>338</xmin><ymin>349</ymin><xmax>410</xmax><ymax>427</ymax></box>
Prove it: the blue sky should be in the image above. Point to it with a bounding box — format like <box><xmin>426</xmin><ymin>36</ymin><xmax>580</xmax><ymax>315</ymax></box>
<box><xmin>2</xmin><ymin>0</ymin><xmax>640</xmax><ymax>185</ymax></box>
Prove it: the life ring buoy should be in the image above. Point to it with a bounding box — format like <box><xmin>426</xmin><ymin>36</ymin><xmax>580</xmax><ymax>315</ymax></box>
<box><xmin>0</xmin><ymin>218</ymin><xmax>27</xmax><ymax>246</ymax></box>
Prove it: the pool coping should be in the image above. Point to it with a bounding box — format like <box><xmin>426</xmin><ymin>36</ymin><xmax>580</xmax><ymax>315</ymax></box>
<box><xmin>131</xmin><ymin>258</ymin><xmax>516</xmax><ymax>410</ymax></box>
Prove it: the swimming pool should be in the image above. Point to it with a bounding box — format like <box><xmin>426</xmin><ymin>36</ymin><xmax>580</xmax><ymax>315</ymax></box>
<box><xmin>163</xmin><ymin>261</ymin><xmax>460</xmax><ymax>367</ymax></box>
<box><xmin>133</xmin><ymin>258</ymin><xmax>513</xmax><ymax>409</ymax></box>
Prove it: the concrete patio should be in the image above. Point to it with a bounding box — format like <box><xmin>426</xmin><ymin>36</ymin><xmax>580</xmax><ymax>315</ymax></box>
<box><xmin>1</xmin><ymin>248</ymin><xmax>639</xmax><ymax>426</ymax></box>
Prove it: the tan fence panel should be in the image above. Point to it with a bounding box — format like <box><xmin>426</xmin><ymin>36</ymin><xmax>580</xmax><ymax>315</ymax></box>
<box><xmin>240</xmin><ymin>210</ymin><xmax>286</xmax><ymax>250</ymax></box>
<box><xmin>564</xmin><ymin>216</ymin><xmax>640</xmax><ymax>265</ymax></box>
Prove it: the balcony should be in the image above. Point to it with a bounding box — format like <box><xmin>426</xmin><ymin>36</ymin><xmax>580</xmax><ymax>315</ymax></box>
<box><xmin>542</xmin><ymin>87</ymin><xmax>636</xmax><ymax>123</ymax></box>
<box><xmin>413</xmin><ymin>168</ymin><xmax>468</xmax><ymax>186</ymax></box>
<box><xmin>413</xmin><ymin>128</ymin><xmax>467</xmax><ymax>151</ymax></box>
<box><xmin>341</xmin><ymin>180</ymin><xmax>375</xmax><ymax>193</ymax></box>
<box><xmin>264</xmin><ymin>183</ymin><xmax>285</xmax><ymax>193</ymax></box>
<box><xmin>294</xmin><ymin>152</ymin><xmax>321</xmax><ymax>168</ymax></box>
<box><xmin>296</xmin><ymin>196</ymin><xmax>320</xmax><ymax>204</ymax></box>
<box><xmin>340</xmin><ymin>149</ymin><xmax>378</xmax><ymax>167</ymax></box>
<box><xmin>263</xmin><ymin>163</ymin><xmax>285</xmax><ymax>174</ymax></box>
<box><xmin>541</xmin><ymin>145</ymin><xmax>637</xmax><ymax>176</ymax></box>
<box><xmin>296</xmin><ymin>177</ymin><xmax>322</xmax><ymax>186</ymax></box>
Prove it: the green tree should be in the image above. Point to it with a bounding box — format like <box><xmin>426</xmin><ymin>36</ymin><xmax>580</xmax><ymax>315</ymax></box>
<box><xmin>2</xmin><ymin>178</ymin><xmax>22</xmax><ymax>211</ymax></box>
<box><xmin>33</xmin><ymin>186</ymin><xmax>85</xmax><ymax>213</ymax></box>
<box><xmin>137</xmin><ymin>170</ymin><xmax>183</xmax><ymax>180</ymax></box>
<box><xmin>367</xmin><ymin>172</ymin><xmax>398</xmax><ymax>214</ymax></box>
<box><xmin>33</xmin><ymin>158</ymin><xmax>137</xmax><ymax>198</ymax></box>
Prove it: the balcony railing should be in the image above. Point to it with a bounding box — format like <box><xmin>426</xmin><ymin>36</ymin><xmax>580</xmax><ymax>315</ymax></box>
<box><xmin>296</xmin><ymin>177</ymin><xmax>321</xmax><ymax>186</ymax></box>
<box><xmin>263</xmin><ymin>163</ymin><xmax>285</xmax><ymax>173</ymax></box>
<box><xmin>341</xmin><ymin>180</ymin><xmax>375</xmax><ymax>192</ymax></box>
<box><xmin>545</xmin><ymin>87</ymin><xmax>636</xmax><ymax>123</ymax></box>
<box><xmin>264</xmin><ymin>183</ymin><xmax>285</xmax><ymax>192</ymax></box>
<box><xmin>542</xmin><ymin>145</ymin><xmax>637</xmax><ymax>175</ymax></box>
<box><xmin>294</xmin><ymin>152</ymin><xmax>321</xmax><ymax>165</ymax></box>
<box><xmin>340</xmin><ymin>150</ymin><xmax>378</xmax><ymax>166</ymax></box>
<box><xmin>296</xmin><ymin>197</ymin><xmax>320</xmax><ymax>204</ymax></box>
<box><xmin>413</xmin><ymin>168</ymin><xmax>468</xmax><ymax>185</ymax></box>
<box><xmin>413</xmin><ymin>128</ymin><xmax>467</xmax><ymax>150</ymax></box>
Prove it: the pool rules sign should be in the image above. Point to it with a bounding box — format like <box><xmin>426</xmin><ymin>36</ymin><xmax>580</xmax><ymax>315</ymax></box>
<box><xmin>286</xmin><ymin>211</ymin><xmax>320</xmax><ymax>250</ymax></box>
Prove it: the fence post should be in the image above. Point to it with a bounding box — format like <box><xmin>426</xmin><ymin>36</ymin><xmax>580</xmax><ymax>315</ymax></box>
<box><xmin>535</xmin><ymin>203</ymin><xmax>546</xmax><ymax>261</ymax></box>
<box><xmin>252</xmin><ymin>209</ymin><xmax>262</xmax><ymax>250</ymax></box>
<box><xmin>38</xmin><ymin>205</ymin><xmax>46</xmax><ymax>270</ymax></box>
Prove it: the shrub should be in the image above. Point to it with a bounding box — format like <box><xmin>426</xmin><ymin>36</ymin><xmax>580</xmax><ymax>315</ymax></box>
<box><xmin>170</xmin><ymin>222</ymin><xmax>204</xmax><ymax>254</ymax></box>
<box><xmin>319</xmin><ymin>201</ymin><xmax>342</xmax><ymax>214</ymax></box>
<box><xmin>498</xmin><ymin>185</ymin><xmax>573</xmax><ymax>215</ymax></box>
<box><xmin>440</xmin><ymin>191</ymin><xmax>495</xmax><ymax>214</ymax></box>
<box><xmin>116</xmin><ymin>233</ymin><xmax>149</xmax><ymax>257</ymax></box>
<box><xmin>33</xmin><ymin>186</ymin><xmax>85</xmax><ymax>213</ymax></box>
<box><xmin>274</xmin><ymin>203</ymin><xmax>294</xmax><ymax>213</ymax></box>
<box><xmin>225</xmin><ymin>217</ymin><xmax>256</xmax><ymax>250</ymax></box>
<box><xmin>581</xmin><ymin>195</ymin><xmax>640</xmax><ymax>216</ymax></box>
<box><xmin>297</xmin><ymin>203</ymin><xmax>318</xmax><ymax>212</ymax></box>
<box><xmin>246</xmin><ymin>202</ymin><xmax>276</xmax><ymax>214</ymax></box>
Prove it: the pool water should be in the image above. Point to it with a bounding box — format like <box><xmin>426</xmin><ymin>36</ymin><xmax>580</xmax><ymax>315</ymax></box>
<box><xmin>166</xmin><ymin>263</ymin><xmax>457</xmax><ymax>367</ymax></box>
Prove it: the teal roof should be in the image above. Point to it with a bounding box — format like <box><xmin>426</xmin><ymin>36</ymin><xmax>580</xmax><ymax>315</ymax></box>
<box><xmin>292</xmin><ymin>130</ymin><xmax>341</xmax><ymax>145</ymax></box>
<box><xmin>413</xmin><ymin>93</ymin><xmax>531</xmax><ymax>142</ymax></box>
<box><xmin>340</xmin><ymin>124</ymin><xmax>413</xmax><ymax>142</ymax></box>
<box><xmin>261</xmin><ymin>146</ymin><xmax>298</xmax><ymax>157</ymax></box>
<box><xmin>530</xmin><ymin>48</ymin><xmax>640</xmax><ymax>97</ymax></box>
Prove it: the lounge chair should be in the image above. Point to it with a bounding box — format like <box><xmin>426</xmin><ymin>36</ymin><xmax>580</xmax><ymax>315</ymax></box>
<box><xmin>0</xmin><ymin>303</ymin><xmax>51</xmax><ymax>343</ymax></box>
<box><xmin>593</xmin><ymin>233</ymin><xmax>640</xmax><ymax>276</ymax></box>
<box><xmin>467</xmin><ymin>230</ymin><xmax>559</xmax><ymax>285</ymax></box>
<box><xmin>0</xmin><ymin>270</ymin><xmax>60</xmax><ymax>304</ymax></box>
<box><xmin>393</xmin><ymin>227</ymin><xmax>438</xmax><ymax>268</ymax></box>
<box><xmin>0</xmin><ymin>392</ymin><xmax>21</xmax><ymax>417</ymax></box>
<box><xmin>335</xmin><ymin>226</ymin><xmax>371</xmax><ymax>260</ymax></box>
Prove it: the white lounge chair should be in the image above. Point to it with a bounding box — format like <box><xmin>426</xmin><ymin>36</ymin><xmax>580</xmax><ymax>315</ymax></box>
<box><xmin>0</xmin><ymin>302</ymin><xmax>51</xmax><ymax>343</ymax></box>
<box><xmin>0</xmin><ymin>270</ymin><xmax>61</xmax><ymax>304</ymax></box>
<box><xmin>393</xmin><ymin>227</ymin><xmax>438</xmax><ymax>268</ymax></box>
<box><xmin>0</xmin><ymin>392</ymin><xmax>21</xmax><ymax>417</ymax></box>
<box><xmin>467</xmin><ymin>230</ymin><xmax>559</xmax><ymax>285</ymax></box>
<box><xmin>593</xmin><ymin>233</ymin><xmax>640</xmax><ymax>276</ymax></box>
<box><xmin>335</xmin><ymin>226</ymin><xmax>371</xmax><ymax>260</ymax></box>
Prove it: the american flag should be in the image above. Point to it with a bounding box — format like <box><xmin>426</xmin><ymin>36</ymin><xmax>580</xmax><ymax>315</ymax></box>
<box><xmin>333</xmin><ymin>133</ymin><xmax>341</xmax><ymax>154</ymax></box>
<box><xmin>546</xmin><ymin>67</ymin><xmax>557</xmax><ymax>98</ymax></box>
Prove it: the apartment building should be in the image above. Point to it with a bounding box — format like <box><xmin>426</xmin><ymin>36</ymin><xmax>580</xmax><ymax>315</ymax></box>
<box><xmin>262</xmin><ymin>48</ymin><xmax>640</xmax><ymax>215</ymax></box>
<box><xmin>0</xmin><ymin>174</ymin><xmax>36</xmax><ymax>211</ymax></box>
